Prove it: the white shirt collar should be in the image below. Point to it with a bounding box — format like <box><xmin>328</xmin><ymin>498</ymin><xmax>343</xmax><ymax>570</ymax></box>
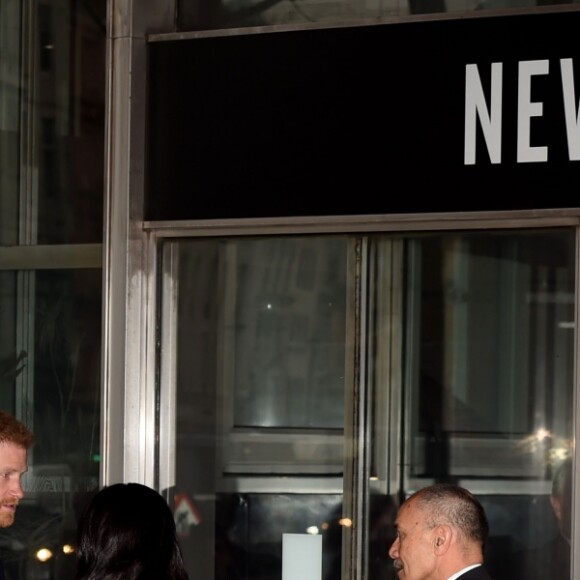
<box><xmin>447</xmin><ymin>563</ymin><xmax>482</xmax><ymax>580</ymax></box>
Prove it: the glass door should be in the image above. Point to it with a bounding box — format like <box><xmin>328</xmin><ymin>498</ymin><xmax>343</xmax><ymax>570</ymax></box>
<box><xmin>157</xmin><ymin>225</ymin><xmax>575</xmax><ymax>580</ymax></box>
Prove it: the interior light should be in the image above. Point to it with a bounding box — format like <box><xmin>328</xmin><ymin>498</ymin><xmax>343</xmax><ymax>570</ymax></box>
<box><xmin>550</xmin><ymin>447</ymin><xmax>570</xmax><ymax>461</ymax></box>
<box><xmin>535</xmin><ymin>428</ymin><xmax>551</xmax><ymax>442</ymax></box>
<box><xmin>36</xmin><ymin>548</ymin><xmax>53</xmax><ymax>562</ymax></box>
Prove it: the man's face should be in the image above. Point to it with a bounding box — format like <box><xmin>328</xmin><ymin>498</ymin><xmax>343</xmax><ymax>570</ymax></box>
<box><xmin>0</xmin><ymin>442</ymin><xmax>28</xmax><ymax>527</ymax></box>
<box><xmin>388</xmin><ymin>498</ymin><xmax>437</xmax><ymax>580</ymax></box>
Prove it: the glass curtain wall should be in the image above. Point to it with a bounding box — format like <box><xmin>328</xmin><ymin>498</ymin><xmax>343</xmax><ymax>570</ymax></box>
<box><xmin>160</xmin><ymin>227</ymin><xmax>575</xmax><ymax>580</ymax></box>
<box><xmin>175</xmin><ymin>0</ymin><xmax>576</xmax><ymax>36</ymax></box>
<box><xmin>0</xmin><ymin>1</ymin><xmax>105</xmax><ymax>579</ymax></box>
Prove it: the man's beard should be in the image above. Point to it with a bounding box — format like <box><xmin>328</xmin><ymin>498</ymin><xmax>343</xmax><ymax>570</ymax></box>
<box><xmin>0</xmin><ymin>506</ymin><xmax>17</xmax><ymax>528</ymax></box>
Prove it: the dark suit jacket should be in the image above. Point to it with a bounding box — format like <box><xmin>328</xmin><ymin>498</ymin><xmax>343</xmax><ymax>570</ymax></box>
<box><xmin>456</xmin><ymin>565</ymin><xmax>493</xmax><ymax>580</ymax></box>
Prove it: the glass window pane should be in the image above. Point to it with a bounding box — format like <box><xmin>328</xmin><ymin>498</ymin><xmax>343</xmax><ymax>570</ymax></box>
<box><xmin>168</xmin><ymin>236</ymin><xmax>348</xmax><ymax>580</ymax></box>
<box><xmin>175</xmin><ymin>0</ymin><xmax>560</xmax><ymax>32</ymax></box>
<box><xmin>0</xmin><ymin>269</ymin><xmax>101</xmax><ymax>580</ymax></box>
<box><xmin>166</xmin><ymin>226</ymin><xmax>575</xmax><ymax>580</ymax></box>
<box><xmin>407</xmin><ymin>230</ymin><xmax>574</xmax><ymax>481</ymax></box>
<box><xmin>0</xmin><ymin>1</ymin><xmax>105</xmax><ymax>246</ymax></box>
<box><xmin>0</xmin><ymin>0</ymin><xmax>105</xmax><ymax>578</ymax></box>
<box><xmin>231</xmin><ymin>238</ymin><xmax>346</xmax><ymax>429</ymax></box>
<box><xmin>36</xmin><ymin>3</ymin><xmax>106</xmax><ymax>245</ymax></box>
<box><xmin>168</xmin><ymin>229</ymin><xmax>576</xmax><ymax>580</ymax></box>
<box><xmin>371</xmin><ymin>227</ymin><xmax>575</xmax><ymax>580</ymax></box>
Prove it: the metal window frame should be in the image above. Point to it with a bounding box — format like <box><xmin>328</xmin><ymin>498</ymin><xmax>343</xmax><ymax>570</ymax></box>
<box><xmin>130</xmin><ymin>211</ymin><xmax>580</xmax><ymax>580</ymax></box>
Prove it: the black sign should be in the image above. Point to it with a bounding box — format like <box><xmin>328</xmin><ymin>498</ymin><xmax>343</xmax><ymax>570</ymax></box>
<box><xmin>147</xmin><ymin>11</ymin><xmax>580</xmax><ymax>220</ymax></box>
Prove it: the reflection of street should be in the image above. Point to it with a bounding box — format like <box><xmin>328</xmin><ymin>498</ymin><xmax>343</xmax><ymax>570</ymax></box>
<box><xmin>211</xmin><ymin>492</ymin><xmax>399</xmax><ymax>580</ymax></box>
<box><xmin>0</xmin><ymin>501</ymin><xmax>77</xmax><ymax>580</ymax></box>
<box><xmin>214</xmin><ymin>493</ymin><xmax>341</xmax><ymax>580</ymax></box>
<box><xmin>323</xmin><ymin>494</ymin><xmax>398</xmax><ymax>580</ymax></box>
<box><xmin>174</xmin><ymin>493</ymin><xmax>202</xmax><ymax>539</ymax></box>
<box><xmin>0</xmin><ymin>464</ymin><xmax>98</xmax><ymax>580</ymax></box>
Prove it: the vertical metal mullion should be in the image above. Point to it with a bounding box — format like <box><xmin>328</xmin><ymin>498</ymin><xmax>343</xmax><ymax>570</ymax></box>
<box><xmin>387</xmin><ymin>239</ymin><xmax>405</xmax><ymax>498</ymax></box>
<box><xmin>343</xmin><ymin>236</ymin><xmax>372</xmax><ymax>580</ymax></box>
<box><xmin>403</xmin><ymin>241</ymin><xmax>421</xmax><ymax>495</ymax></box>
<box><xmin>370</xmin><ymin>237</ymin><xmax>405</xmax><ymax>497</ymax></box>
<box><xmin>15</xmin><ymin>0</ymin><xmax>39</xmax><ymax>437</ymax></box>
<box><xmin>19</xmin><ymin>0</ymin><xmax>38</xmax><ymax>247</ymax></box>
<box><xmin>103</xmin><ymin>0</ymin><xmax>178</xmax><ymax>487</ymax></box>
<box><xmin>15</xmin><ymin>271</ymin><xmax>34</xmax><ymax>430</ymax></box>
<box><xmin>158</xmin><ymin>239</ymin><xmax>178</xmax><ymax>497</ymax></box>
<box><xmin>215</xmin><ymin>241</ymin><xmax>237</xmax><ymax>485</ymax></box>
<box><xmin>571</xmin><ymin>225</ymin><xmax>580</xmax><ymax>580</ymax></box>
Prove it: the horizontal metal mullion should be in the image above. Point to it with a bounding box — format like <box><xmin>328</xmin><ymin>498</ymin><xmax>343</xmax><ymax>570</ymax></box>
<box><xmin>0</xmin><ymin>244</ymin><xmax>102</xmax><ymax>270</ymax></box>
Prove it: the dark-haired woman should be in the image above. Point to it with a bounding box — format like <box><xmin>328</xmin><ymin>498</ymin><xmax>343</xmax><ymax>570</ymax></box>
<box><xmin>74</xmin><ymin>482</ymin><xmax>190</xmax><ymax>580</ymax></box>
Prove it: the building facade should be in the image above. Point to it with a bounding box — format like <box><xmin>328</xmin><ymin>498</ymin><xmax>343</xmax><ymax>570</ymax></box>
<box><xmin>0</xmin><ymin>0</ymin><xmax>579</xmax><ymax>578</ymax></box>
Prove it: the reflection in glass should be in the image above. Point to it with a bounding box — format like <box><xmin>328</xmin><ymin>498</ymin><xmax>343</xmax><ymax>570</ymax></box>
<box><xmin>171</xmin><ymin>236</ymin><xmax>348</xmax><ymax>580</ymax></box>
<box><xmin>0</xmin><ymin>0</ymin><xmax>105</xmax><ymax>578</ymax></box>
<box><xmin>0</xmin><ymin>269</ymin><xmax>101</xmax><ymax>580</ymax></box>
<box><xmin>232</xmin><ymin>238</ymin><xmax>346</xmax><ymax>429</ymax></box>
<box><xmin>396</xmin><ymin>229</ymin><xmax>574</xmax><ymax>580</ymax></box>
<box><xmin>168</xmin><ymin>227</ymin><xmax>575</xmax><ymax>580</ymax></box>
<box><xmin>176</xmin><ymin>0</ymin><xmax>564</xmax><ymax>32</ymax></box>
<box><xmin>409</xmin><ymin>230</ymin><xmax>574</xmax><ymax>482</ymax></box>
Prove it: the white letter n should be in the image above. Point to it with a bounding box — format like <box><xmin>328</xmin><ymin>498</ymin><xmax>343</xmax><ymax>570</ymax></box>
<box><xmin>464</xmin><ymin>62</ymin><xmax>503</xmax><ymax>165</ymax></box>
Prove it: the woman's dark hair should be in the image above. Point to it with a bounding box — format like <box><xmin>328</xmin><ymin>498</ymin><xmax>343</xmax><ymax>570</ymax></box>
<box><xmin>74</xmin><ymin>483</ymin><xmax>190</xmax><ymax>580</ymax></box>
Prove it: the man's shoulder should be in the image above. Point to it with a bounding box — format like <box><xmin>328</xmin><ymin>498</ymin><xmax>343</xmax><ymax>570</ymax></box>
<box><xmin>457</xmin><ymin>565</ymin><xmax>493</xmax><ymax>580</ymax></box>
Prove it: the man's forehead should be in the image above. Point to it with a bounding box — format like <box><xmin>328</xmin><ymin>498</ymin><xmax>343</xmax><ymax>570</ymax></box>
<box><xmin>0</xmin><ymin>441</ymin><xmax>27</xmax><ymax>453</ymax></box>
<box><xmin>0</xmin><ymin>442</ymin><xmax>28</xmax><ymax>463</ymax></box>
<box><xmin>396</xmin><ymin>498</ymin><xmax>416</xmax><ymax>522</ymax></box>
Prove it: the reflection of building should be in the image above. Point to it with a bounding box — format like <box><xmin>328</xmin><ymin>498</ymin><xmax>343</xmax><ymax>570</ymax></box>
<box><xmin>2</xmin><ymin>1</ymin><xmax>580</xmax><ymax>580</ymax></box>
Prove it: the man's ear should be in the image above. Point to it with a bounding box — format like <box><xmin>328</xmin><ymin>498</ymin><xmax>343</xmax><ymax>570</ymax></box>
<box><xmin>433</xmin><ymin>525</ymin><xmax>452</xmax><ymax>555</ymax></box>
